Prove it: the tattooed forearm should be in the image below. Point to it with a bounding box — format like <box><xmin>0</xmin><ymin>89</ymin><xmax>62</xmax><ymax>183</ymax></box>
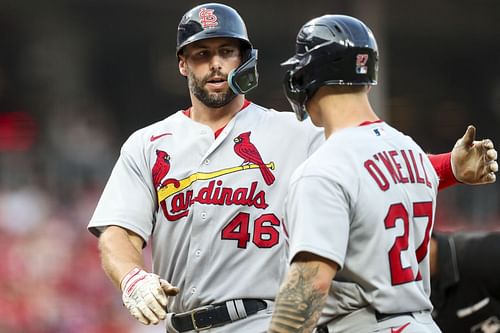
<box><xmin>268</xmin><ymin>262</ymin><xmax>329</xmax><ymax>333</ymax></box>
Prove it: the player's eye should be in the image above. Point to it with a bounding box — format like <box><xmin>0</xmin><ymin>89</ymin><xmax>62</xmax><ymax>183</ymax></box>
<box><xmin>189</xmin><ymin>49</ymin><xmax>209</xmax><ymax>60</ymax></box>
<box><xmin>196</xmin><ymin>50</ymin><xmax>208</xmax><ymax>57</ymax></box>
<box><xmin>220</xmin><ymin>48</ymin><xmax>237</xmax><ymax>57</ymax></box>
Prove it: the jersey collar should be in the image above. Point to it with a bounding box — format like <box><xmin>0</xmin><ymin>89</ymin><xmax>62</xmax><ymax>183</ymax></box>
<box><xmin>358</xmin><ymin>119</ymin><xmax>384</xmax><ymax>127</ymax></box>
<box><xmin>183</xmin><ymin>99</ymin><xmax>252</xmax><ymax>138</ymax></box>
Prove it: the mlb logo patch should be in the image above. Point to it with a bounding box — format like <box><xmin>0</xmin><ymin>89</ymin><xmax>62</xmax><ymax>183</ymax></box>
<box><xmin>356</xmin><ymin>54</ymin><xmax>369</xmax><ymax>74</ymax></box>
<box><xmin>373</xmin><ymin>127</ymin><xmax>385</xmax><ymax>136</ymax></box>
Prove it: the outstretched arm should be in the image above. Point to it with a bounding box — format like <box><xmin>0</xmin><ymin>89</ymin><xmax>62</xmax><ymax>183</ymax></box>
<box><xmin>268</xmin><ymin>253</ymin><xmax>338</xmax><ymax>333</ymax></box>
<box><xmin>429</xmin><ymin>125</ymin><xmax>498</xmax><ymax>190</ymax></box>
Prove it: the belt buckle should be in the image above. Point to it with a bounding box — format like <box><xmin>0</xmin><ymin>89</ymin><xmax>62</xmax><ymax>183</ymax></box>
<box><xmin>190</xmin><ymin>305</ymin><xmax>214</xmax><ymax>331</ymax></box>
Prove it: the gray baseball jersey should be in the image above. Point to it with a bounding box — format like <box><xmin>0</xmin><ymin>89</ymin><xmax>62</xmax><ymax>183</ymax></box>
<box><xmin>284</xmin><ymin>121</ymin><xmax>439</xmax><ymax>327</ymax></box>
<box><xmin>88</xmin><ymin>102</ymin><xmax>323</xmax><ymax>325</ymax></box>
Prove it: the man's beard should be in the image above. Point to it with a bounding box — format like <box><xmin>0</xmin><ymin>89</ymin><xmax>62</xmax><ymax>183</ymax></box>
<box><xmin>188</xmin><ymin>70</ymin><xmax>237</xmax><ymax>108</ymax></box>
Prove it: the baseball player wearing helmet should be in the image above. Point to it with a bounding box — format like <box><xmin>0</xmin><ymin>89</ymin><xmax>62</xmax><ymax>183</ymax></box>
<box><xmin>87</xmin><ymin>4</ymin><xmax>497</xmax><ymax>333</ymax></box>
<box><xmin>268</xmin><ymin>14</ymin><xmax>498</xmax><ymax>333</ymax></box>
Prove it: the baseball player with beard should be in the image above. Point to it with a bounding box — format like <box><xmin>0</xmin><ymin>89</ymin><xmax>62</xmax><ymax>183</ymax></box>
<box><xmin>88</xmin><ymin>4</ymin><xmax>498</xmax><ymax>333</ymax></box>
<box><xmin>269</xmin><ymin>15</ymin><xmax>498</xmax><ymax>333</ymax></box>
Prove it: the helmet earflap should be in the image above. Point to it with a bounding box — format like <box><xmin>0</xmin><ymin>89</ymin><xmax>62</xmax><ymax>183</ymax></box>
<box><xmin>228</xmin><ymin>49</ymin><xmax>258</xmax><ymax>94</ymax></box>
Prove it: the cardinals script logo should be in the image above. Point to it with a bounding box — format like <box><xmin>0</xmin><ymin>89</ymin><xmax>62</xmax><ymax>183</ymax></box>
<box><xmin>152</xmin><ymin>140</ymin><xmax>276</xmax><ymax>222</ymax></box>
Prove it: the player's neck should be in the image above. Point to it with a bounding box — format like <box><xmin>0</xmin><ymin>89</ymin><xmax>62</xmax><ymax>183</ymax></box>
<box><xmin>317</xmin><ymin>92</ymin><xmax>379</xmax><ymax>138</ymax></box>
<box><xmin>189</xmin><ymin>95</ymin><xmax>245</xmax><ymax>132</ymax></box>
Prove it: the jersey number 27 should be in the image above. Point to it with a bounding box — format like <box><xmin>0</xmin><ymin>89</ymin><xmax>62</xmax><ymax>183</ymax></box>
<box><xmin>385</xmin><ymin>201</ymin><xmax>433</xmax><ymax>285</ymax></box>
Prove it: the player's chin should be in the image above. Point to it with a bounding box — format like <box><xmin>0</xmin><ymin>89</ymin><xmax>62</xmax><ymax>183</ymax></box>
<box><xmin>206</xmin><ymin>89</ymin><xmax>232</xmax><ymax>101</ymax></box>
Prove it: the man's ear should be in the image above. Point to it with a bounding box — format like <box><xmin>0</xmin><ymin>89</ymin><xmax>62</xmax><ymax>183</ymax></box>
<box><xmin>178</xmin><ymin>57</ymin><xmax>188</xmax><ymax>77</ymax></box>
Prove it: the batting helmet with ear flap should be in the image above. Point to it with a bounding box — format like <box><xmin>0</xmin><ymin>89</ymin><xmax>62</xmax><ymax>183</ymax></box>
<box><xmin>176</xmin><ymin>3</ymin><xmax>258</xmax><ymax>94</ymax></box>
<box><xmin>281</xmin><ymin>15</ymin><xmax>379</xmax><ymax>121</ymax></box>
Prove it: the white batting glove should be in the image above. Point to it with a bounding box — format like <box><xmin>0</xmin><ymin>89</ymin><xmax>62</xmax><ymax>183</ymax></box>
<box><xmin>451</xmin><ymin>125</ymin><xmax>498</xmax><ymax>185</ymax></box>
<box><xmin>121</xmin><ymin>267</ymin><xmax>179</xmax><ymax>325</ymax></box>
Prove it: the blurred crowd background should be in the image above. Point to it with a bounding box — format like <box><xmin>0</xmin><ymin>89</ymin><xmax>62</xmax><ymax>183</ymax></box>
<box><xmin>0</xmin><ymin>0</ymin><xmax>499</xmax><ymax>332</ymax></box>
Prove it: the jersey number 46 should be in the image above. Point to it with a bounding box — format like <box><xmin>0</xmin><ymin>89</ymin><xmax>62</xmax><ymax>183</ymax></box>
<box><xmin>221</xmin><ymin>212</ymin><xmax>280</xmax><ymax>249</ymax></box>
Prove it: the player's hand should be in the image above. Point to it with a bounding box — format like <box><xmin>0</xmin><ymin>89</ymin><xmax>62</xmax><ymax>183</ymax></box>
<box><xmin>121</xmin><ymin>267</ymin><xmax>179</xmax><ymax>325</ymax></box>
<box><xmin>451</xmin><ymin>125</ymin><xmax>498</xmax><ymax>185</ymax></box>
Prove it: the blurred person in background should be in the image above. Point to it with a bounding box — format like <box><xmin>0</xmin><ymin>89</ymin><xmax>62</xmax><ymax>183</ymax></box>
<box><xmin>87</xmin><ymin>3</ymin><xmax>498</xmax><ymax>333</ymax></box>
<box><xmin>430</xmin><ymin>231</ymin><xmax>500</xmax><ymax>333</ymax></box>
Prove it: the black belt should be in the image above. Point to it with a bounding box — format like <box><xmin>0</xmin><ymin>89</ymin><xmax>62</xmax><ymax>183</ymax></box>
<box><xmin>375</xmin><ymin>310</ymin><xmax>414</xmax><ymax>322</ymax></box>
<box><xmin>170</xmin><ymin>299</ymin><xmax>267</xmax><ymax>332</ymax></box>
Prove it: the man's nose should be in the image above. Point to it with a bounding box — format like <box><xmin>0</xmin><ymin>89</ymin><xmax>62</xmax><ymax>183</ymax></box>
<box><xmin>209</xmin><ymin>54</ymin><xmax>223</xmax><ymax>71</ymax></box>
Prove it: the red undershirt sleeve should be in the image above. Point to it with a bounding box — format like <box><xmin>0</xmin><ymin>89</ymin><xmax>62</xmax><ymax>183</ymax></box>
<box><xmin>428</xmin><ymin>152</ymin><xmax>459</xmax><ymax>191</ymax></box>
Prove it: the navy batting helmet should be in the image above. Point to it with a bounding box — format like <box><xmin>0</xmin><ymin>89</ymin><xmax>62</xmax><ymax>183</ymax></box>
<box><xmin>281</xmin><ymin>15</ymin><xmax>378</xmax><ymax>121</ymax></box>
<box><xmin>177</xmin><ymin>3</ymin><xmax>258</xmax><ymax>94</ymax></box>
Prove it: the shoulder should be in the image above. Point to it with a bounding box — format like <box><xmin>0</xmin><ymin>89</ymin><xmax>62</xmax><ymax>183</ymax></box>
<box><xmin>292</xmin><ymin>139</ymin><xmax>350</xmax><ymax>184</ymax></box>
<box><xmin>243</xmin><ymin>102</ymin><xmax>293</xmax><ymax>119</ymax></box>
<box><xmin>452</xmin><ymin>231</ymin><xmax>500</xmax><ymax>254</ymax></box>
<box><xmin>435</xmin><ymin>231</ymin><xmax>500</xmax><ymax>265</ymax></box>
<box><xmin>244</xmin><ymin>102</ymin><xmax>298</xmax><ymax>122</ymax></box>
<box><xmin>244</xmin><ymin>102</ymin><xmax>323</xmax><ymax>136</ymax></box>
<box><xmin>122</xmin><ymin>111</ymin><xmax>184</xmax><ymax>149</ymax></box>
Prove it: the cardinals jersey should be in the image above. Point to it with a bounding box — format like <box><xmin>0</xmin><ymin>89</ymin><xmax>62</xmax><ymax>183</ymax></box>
<box><xmin>88</xmin><ymin>102</ymin><xmax>323</xmax><ymax>319</ymax></box>
<box><xmin>284</xmin><ymin>121</ymin><xmax>439</xmax><ymax>326</ymax></box>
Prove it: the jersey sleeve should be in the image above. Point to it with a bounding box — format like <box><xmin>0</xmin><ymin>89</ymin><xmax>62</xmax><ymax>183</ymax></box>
<box><xmin>285</xmin><ymin>170</ymin><xmax>351</xmax><ymax>269</ymax></box>
<box><xmin>87</xmin><ymin>135</ymin><xmax>156</xmax><ymax>243</ymax></box>
<box><xmin>427</xmin><ymin>152</ymin><xmax>458</xmax><ymax>190</ymax></box>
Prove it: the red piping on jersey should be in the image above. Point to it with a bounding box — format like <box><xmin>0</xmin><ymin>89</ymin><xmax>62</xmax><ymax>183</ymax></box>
<box><xmin>358</xmin><ymin>119</ymin><xmax>384</xmax><ymax>126</ymax></box>
<box><xmin>183</xmin><ymin>99</ymin><xmax>252</xmax><ymax>138</ymax></box>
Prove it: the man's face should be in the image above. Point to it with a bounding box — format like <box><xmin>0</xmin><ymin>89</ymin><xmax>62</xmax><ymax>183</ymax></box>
<box><xmin>179</xmin><ymin>38</ymin><xmax>242</xmax><ymax>108</ymax></box>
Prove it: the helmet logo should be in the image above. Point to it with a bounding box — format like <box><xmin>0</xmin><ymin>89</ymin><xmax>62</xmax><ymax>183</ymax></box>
<box><xmin>356</xmin><ymin>54</ymin><xmax>369</xmax><ymax>74</ymax></box>
<box><xmin>199</xmin><ymin>8</ymin><xmax>218</xmax><ymax>29</ymax></box>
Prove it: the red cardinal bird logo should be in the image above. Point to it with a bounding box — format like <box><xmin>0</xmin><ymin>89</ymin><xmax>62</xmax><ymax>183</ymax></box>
<box><xmin>233</xmin><ymin>131</ymin><xmax>275</xmax><ymax>186</ymax></box>
<box><xmin>152</xmin><ymin>149</ymin><xmax>171</xmax><ymax>189</ymax></box>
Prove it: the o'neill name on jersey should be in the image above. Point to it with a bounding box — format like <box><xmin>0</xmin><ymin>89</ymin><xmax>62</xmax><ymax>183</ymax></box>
<box><xmin>363</xmin><ymin>149</ymin><xmax>433</xmax><ymax>191</ymax></box>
